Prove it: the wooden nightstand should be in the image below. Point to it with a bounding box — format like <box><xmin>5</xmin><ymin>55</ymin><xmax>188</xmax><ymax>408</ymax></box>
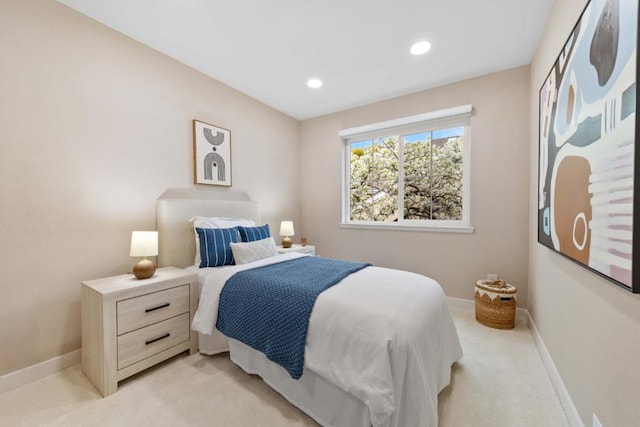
<box><xmin>276</xmin><ymin>244</ymin><xmax>316</xmax><ymax>256</ymax></box>
<box><xmin>81</xmin><ymin>267</ymin><xmax>198</xmax><ymax>397</ymax></box>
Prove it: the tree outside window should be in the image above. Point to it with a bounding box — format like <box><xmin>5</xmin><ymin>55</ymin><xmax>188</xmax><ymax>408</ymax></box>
<box><xmin>348</xmin><ymin>127</ymin><xmax>464</xmax><ymax>223</ymax></box>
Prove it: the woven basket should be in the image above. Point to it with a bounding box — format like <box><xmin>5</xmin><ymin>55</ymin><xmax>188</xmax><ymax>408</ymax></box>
<box><xmin>474</xmin><ymin>279</ymin><xmax>517</xmax><ymax>330</ymax></box>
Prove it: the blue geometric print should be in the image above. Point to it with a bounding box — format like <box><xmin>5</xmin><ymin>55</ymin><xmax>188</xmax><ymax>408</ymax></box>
<box><xmin>196</xmin><ymin>227</ymin><xmax>238</xmax><ymax>268</ymax></box>
<box><xmin>237</xmin><ymin>224</ymin><xmax>270</xmax><ymax>242</ymax></box>
<box><xmin>216</xmin><ymin>256</ymin><xmax>371</xmax><ymax>379</ymax></box>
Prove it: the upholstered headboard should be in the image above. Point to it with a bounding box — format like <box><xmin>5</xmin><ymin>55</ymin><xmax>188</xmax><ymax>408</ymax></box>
<box><xmin>156</xmin><ymin>188</ymin><xmax>260</xmax><ymax>268</ymax></box>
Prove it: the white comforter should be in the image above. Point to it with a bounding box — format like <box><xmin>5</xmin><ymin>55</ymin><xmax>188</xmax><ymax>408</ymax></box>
<box><xmin>192</xmin><ymin>253</ymin><xmax>463</xmax><ymax>427</ymax></box>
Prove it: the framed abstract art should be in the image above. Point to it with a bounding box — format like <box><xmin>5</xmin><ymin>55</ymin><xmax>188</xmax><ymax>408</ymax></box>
<box><xmin>538</xmin><ymin>0</ymin><xmax>639</xmax><ymax>292</ymax></box>
<box><xmin>193</xmin><ymin>120</ymin><xmax>232</xmax><ymax>187</ymax></box>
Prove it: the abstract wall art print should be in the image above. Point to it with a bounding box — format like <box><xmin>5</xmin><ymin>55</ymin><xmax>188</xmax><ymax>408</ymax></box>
<box><xmin>538</xmin><ymin>0</ymin><xmax>639</xmax><ymax>292</ymax></box>
<box><xmin>193</xmin><ymin>120</ymin><xmax>232</xmax><ymax>187</ymax></box>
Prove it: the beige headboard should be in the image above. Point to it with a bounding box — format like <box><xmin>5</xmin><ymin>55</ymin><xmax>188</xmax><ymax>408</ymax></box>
<box><xmin>156</xmin><ymin>188</ymin><xmax>260</xmax><ymax>268</ymax></box>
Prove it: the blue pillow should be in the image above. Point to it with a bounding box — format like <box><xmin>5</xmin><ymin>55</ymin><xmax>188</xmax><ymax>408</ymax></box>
<box><xmin>196</xmin><ymin>227</ymin><xmax>238</xmax><ymax>267</ymax></box>
<box><xmin>237</xmin><ymin>224</ymin><xmax>271</xmax><ymax>242</ymax></box>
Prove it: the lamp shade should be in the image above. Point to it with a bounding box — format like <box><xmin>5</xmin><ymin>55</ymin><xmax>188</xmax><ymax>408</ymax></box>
<box><xmin>279</xmin><ymin>221</ymin><xmax>295</xmax><ymax>237</ymax></box>
<box><xmin>130</xmin><ymin>231</ymin><xmax>158</xmax><ymax>257</ymax></box>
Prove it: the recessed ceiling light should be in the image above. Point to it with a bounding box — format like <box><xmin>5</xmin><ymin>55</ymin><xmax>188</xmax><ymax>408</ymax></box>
<box><xmin>307</xmin><ymin>78</ymin><xmax>323</xmax><ymax>89</ymax></box>
<box><xmin>410</xmin><ymin>40</ymin><xmax>432</xmax><ymax>56</ymax></box>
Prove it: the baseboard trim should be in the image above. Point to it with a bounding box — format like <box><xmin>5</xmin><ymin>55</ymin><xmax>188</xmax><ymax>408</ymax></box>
<box><xmin>0</xmin><ymin>301</ymin><xmax>585</xmax><ymax>427</ymax></box>
<box><xmin>525</xmin><ymin>311</ymin><xmax>584</xmax><ymax>427</ymax></box>
<box><xmin>0</xmin><ymin>349</ymin><xmax>81</xmax><ymax>395</ymax></box>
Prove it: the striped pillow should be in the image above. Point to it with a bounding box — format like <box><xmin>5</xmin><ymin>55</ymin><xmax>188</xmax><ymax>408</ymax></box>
<box><xmin>237</xmin><ymin>224</ymin><xmax>271</xmax><ymax>242</ymax></box>
<box><xmin>196</xmin><ymin>227</ymin><xmax>239</xmax><ymax>267</ymax></box>
<box><xmin>191</xmin><ymin>217</ymin><xmax>255</xmax><ymax>266</ymax></box>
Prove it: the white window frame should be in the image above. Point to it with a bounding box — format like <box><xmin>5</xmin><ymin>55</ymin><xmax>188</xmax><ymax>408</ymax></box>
<box><xmin>340</xmin><ymin>104</ymin><xmax>474</xmax><ymax>233</ymax></box>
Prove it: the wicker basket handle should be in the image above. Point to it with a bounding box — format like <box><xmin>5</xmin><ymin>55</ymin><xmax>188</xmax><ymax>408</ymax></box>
<box><xmin>486</xmin><ymin>279</ymin><xmax>507</xmax><ymax>288</ymax></box>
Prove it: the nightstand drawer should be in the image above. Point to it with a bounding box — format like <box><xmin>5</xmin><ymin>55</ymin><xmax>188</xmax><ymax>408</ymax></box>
<box><xmin>117</xmin><ymin>284</ymin><xmax>189</xmax><ymax>335</ymax></box>
<box><xmin>117</xmin><ymin>313</ymin><xmax>190</xmax><ymax>369</ymax></box>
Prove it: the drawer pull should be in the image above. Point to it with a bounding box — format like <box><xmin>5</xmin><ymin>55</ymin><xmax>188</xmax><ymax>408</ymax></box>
<box><xmin>145</xmin><ymin>333</ymin><xmax>170</xmax><ymax>345</ymax></box>
<box><xmin>145</xmin><ymin>302</ymin><xmax>170</xmax><ymax>313</ymax></box>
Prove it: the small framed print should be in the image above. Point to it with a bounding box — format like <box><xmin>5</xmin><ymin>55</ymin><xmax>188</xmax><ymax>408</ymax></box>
<box><xmin>193</xmin><ymin>120</ymin><xmax>232</xmax><ymax>187</ymax></box>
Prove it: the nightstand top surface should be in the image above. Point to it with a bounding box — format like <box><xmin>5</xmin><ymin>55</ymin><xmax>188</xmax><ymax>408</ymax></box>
<box><xmin>82</xmin><ymin>266</ymin><xmax>195</xmax><ymax>295</ymax></box>
<box><xmin>276</xmin><ymin>244</ymin><xmax>315</xmax><ymax>251</ymax></box>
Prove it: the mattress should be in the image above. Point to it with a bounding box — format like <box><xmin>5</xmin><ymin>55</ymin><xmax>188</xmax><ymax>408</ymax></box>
<box><xmin>190</xmin><ymin>253</ymin><xmax>462</xmax><ymax>427</ymax></box>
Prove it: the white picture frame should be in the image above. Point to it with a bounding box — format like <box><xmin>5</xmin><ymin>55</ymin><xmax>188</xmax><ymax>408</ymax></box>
<box><xmin>193</xmin><ymin>120</ymin><xmax>232</xmax><ymax>187</ymax></box>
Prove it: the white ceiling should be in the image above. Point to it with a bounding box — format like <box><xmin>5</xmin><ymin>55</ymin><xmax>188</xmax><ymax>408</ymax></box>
<box><xmin>58</xmin><ymin>0</ymin><xmax>554</xmax><ymax>120</ymax></box>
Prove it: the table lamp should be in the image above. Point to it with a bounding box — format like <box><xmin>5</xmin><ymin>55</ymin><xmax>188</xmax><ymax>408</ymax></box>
<box><xmin>130</xmin><ymin>231</ymin><xmax>158</xmax><ymax>279</ymax></box>
<box><xmin>279</xmin><ymin>221</ymin><xmax>295</xmax><ymax>248</ymax></box>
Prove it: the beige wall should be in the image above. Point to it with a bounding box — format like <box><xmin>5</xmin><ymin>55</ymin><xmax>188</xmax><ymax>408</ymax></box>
<box><xmin>299</xmin><ymin>67</ymin><xmax>531</xmax><ymax>304</ymax></box>
<box><xmin>529</xmin><ymin>0</ymin><xmax>640</xmax><ymax>426</ymax></box>
<box><xmin>8</xmin><ymin>5</ymin><xmax>636</xmax><ymax>425</ymax></box>
<box><xmin>0</xmin><ymin>0</ymin><xmax>300</xmax><ymax>376</ymax></box>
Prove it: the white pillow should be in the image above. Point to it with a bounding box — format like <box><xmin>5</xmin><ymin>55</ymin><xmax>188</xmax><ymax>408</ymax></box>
<box><xmin>191</xmin><ymin>217</ymin><xmax>256</xmax><ymax>266</ymax></box>
<box><xmin>230</xmin><ymin>237</ymin><xmax>277</xmax><ymax>265</ymax></box>
<box><xmin>192</xmin><ymin>217</ymin><xmax>256</xmax><ymax>229</ymax></box>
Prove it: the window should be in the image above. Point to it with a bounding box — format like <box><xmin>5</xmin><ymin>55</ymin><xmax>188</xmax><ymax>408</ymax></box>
<box><xmin>340</xmin><ymin>105</ymin><xmax>472</xmax><ymax>232</ymax></box>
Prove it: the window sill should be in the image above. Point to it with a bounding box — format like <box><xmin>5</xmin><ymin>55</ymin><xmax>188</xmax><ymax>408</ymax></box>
<box><xmin>339</xmin><ymin>223</ymin><xmax>475</xmax><ymax>233</ymax></box>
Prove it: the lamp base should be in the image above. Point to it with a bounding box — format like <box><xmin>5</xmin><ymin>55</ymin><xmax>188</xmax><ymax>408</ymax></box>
<box><xmin>281</xmin><ymin>236</ymin><xmax>292</xmax><ymax>248</ymax></box>
<box><xmin>133</xmin><ymin>258</ymin><xmax>156</xmax><ymax>280</ymax></box>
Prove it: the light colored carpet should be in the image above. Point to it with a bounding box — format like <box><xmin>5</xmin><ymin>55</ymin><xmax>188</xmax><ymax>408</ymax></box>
<box><xmin>439</xmin><ymin>308</ymin><xmax>569</xmax><ymax>427</ymax></box>
<box><xmin>0</xmin><ymin>307</ymin><xmax>569</xmax><ymax>426</ymax></box>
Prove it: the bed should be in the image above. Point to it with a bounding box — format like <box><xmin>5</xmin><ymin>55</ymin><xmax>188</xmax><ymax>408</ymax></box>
<box><xmin>156</xmin><ymin>188</ymin><xmax>463</xmax><ymax>427</ymax></box>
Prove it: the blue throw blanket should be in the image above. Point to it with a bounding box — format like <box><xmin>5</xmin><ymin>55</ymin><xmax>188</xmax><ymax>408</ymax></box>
<box><xmin>216</xmin><ymin>256</ymin><xmax>371</xmax><ymax>379</ymax></box>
